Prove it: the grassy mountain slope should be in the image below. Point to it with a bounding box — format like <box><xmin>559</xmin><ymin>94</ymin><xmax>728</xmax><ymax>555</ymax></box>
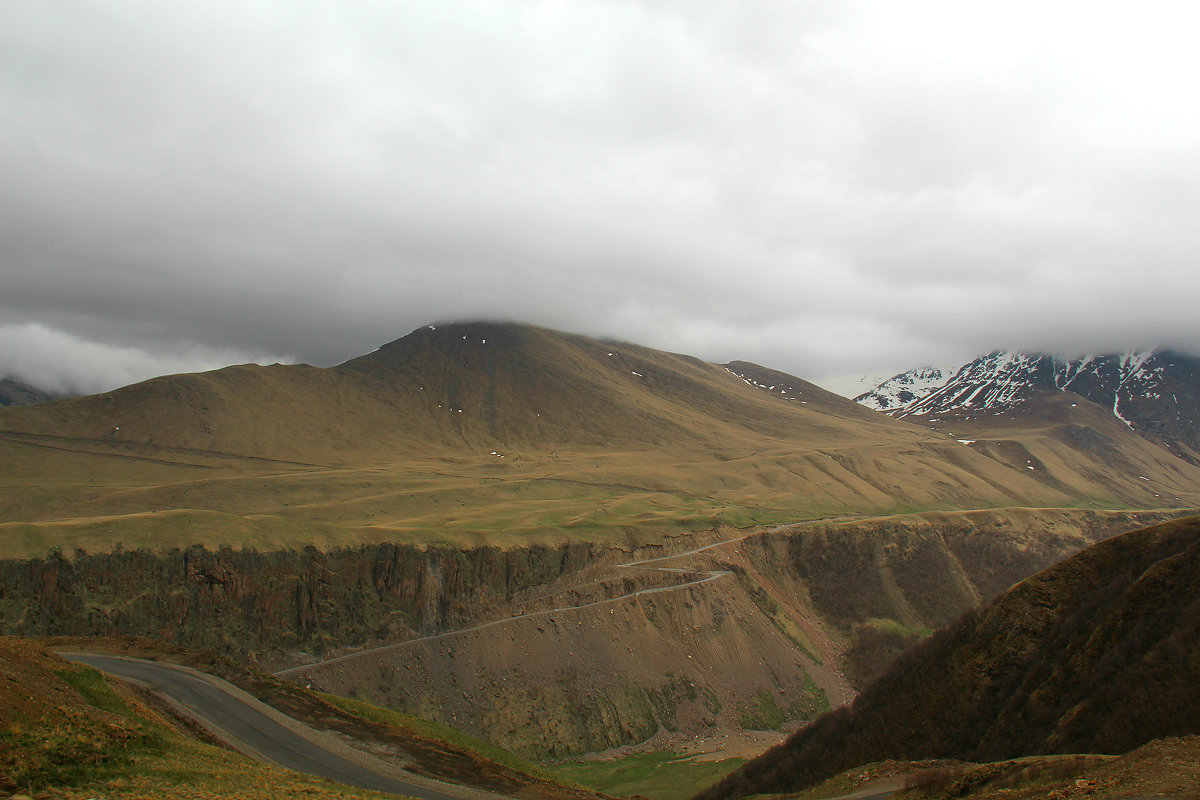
<box><xmin>0</xmin><ymin>322</ymin><xmax>903</xmax><ymax>462</ymax></box>
<box><xmin>695</xmin><ymin>515</ymin><xmax>1200</xmax><ymax>800</ymax></box>
<box><xmin>3</xmin><ymin>322</ymin><xmax>1197</xmax><ymax>557</ymax></box>
<box><xmin>903</xmin><ymin>387</ymin><xmax>1200</xmax><ymax>507</ymax></box>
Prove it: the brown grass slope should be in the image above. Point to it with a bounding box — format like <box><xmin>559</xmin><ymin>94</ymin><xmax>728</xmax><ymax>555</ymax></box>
<box><xmin>906</xmin><ymin>387</ymin><xmax>1200</xmax><ymax>507</ymax></box>
<box><xmin>0</xmin><ymin>322</ymin><xmax>893</xmax><ymax>463</ymax></box>
<box><xmin>695</xmin><ymin>514</ymin><xmax>1200</xmax><ymax>800</ymax></box>
<box><xmin>2</xmin><ymin>322</ymin><xmax>1199</xmax><ymax>557</ymax></box>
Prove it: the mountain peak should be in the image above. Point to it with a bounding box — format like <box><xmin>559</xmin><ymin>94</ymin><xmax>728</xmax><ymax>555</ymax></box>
<box><xmin>856</xmin><ymin>348</ymin><xmax>1200</xmax><ymax>463</ymax></box>
<box><xmin>0</xmin><ymin>376</ymin><xmax>65</xmax><ymax>407</ymax></box>
<box><xmin>854</xmin><ymin>362</ymin><xmax>961</xmax><ymax>412</ymax></box>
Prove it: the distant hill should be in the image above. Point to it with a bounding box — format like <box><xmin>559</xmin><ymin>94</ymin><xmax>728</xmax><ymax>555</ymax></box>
<box><xmin>0</xmin><ymin>376</ymin><xmax>63</xmax><ymax>407</ymax></box>
<box><xmin>2</xmin><ymin>321</ymin><xmax>906</xmax><ymax>463</ymax></box>
<box><xmin>857</xmin><ymin>350</ymin><xmax>1200</xmax><ymax>464</ymax></box>
<box><xmin>695</xmin><ymin>514</ymin><xmax>1200</xmax><ymax>800</ymax></box>
<box><xmin>10</xmin><ymin>321</ymin><xmax>1194</xmax><ymax>557</ymax></box>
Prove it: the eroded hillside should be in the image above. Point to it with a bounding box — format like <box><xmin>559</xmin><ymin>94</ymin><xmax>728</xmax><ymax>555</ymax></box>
<box><xmin>697</xmin><ymin>514</ymin><xmax>1200</xmax><ymax>800</ymax></box>
<box><xmin>1</xmin><ymin>508</ymin><xmax>1175</xmax><ymax>758</ymax></box>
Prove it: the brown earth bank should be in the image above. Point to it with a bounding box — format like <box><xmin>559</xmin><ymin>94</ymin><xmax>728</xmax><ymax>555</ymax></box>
<box><xmin>694</xmin><ymin>514</ymin><xmax>1200</xmax><ymax>800</ymax></box>
<box><xmin>893</xmin><ymin>737</ymin><xmax>1200</xmax><ymax>800</ymax></box>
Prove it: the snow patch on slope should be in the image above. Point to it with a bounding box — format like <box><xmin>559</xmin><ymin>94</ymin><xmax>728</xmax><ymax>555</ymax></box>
<box><xmin>854</xmin><ymin>364</ymin><xmax>959</xmax><ymax>412</ymax></box>
<box><xmin>857</xmin><ymin>349</ymin><xmax>1174</xmax><ymax>427</ymax></box>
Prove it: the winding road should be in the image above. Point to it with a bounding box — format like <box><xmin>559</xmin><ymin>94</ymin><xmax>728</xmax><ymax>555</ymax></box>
<box><xmin>63</xmin><ymin>653</ymin><xmax>500</xmax><ymax>800</ymax></box>
<box><xmin>276</xmin><ymin>534</ymin><xmax>750</xmax><ymax>678</ymax></box>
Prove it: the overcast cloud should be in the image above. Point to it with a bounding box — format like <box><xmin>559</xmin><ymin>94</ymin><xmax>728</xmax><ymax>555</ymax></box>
<box><xmin>3</xmin><ymin>1</ymin><xmax>1200</xmax><ymax>396</ymax></box>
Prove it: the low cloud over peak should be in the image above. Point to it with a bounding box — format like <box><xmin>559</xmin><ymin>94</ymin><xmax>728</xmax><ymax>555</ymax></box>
<box><xmin>4</xmin><ymin>2</ymin><xmax>1200</xmax><ymax>395</ymax></box>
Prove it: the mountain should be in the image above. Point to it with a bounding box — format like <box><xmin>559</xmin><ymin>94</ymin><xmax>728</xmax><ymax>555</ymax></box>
<box><xmin>856</xmin><ymin>350</ymin><xmax>1200</xmax><ymax>463</ymax></box>
<box><xmin>9</xmin><ymin>320</ymin><xmax>1190</xmax><ymax>559</ymax></box>
<box><xmin>2</xmin><ymin>321</ymin><xmax>906</xmax><ymax>463</ymax></box>
<box><xmin>4</xmin><ymin>322</ymin><xmax>1200</xmax><ymax>760</ymax></box>
<box><xmin>695</xmin><ymin>514</ymin><xmax>1200</xmax><ymax>800</ymax></box>
<box><xmin>0</xmin><ymin>376</ymin><xmax>63</xmax><ymax>407</ymax></box>
<box><xmin>853</xmin><ymin>364</ymin><xmax>960</xmax><ymax>413</ymax></box>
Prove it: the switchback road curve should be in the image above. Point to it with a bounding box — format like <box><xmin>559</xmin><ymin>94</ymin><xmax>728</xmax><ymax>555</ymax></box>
<box><xmin>63</xmin><ymin>653</ymin><xmax>503</xmax><ymax>800</ymax></box>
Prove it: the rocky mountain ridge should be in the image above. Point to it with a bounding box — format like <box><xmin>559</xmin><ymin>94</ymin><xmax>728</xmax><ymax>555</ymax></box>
<box><xmin>857</xmin><ymin>349</ymin><xmax>1200</xmax><ymax>463</ymax></box>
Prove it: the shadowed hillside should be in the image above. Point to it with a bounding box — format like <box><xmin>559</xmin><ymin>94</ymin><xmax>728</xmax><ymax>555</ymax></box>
<box><xmin>695</xmin><ymin>515</ymin><xmax>1200</xmax><ymax>800</ymax></box>
<box><xmin>0</xmin><ymin>376</ymin><xmax>62</xmax><ymax>407</ymax></box>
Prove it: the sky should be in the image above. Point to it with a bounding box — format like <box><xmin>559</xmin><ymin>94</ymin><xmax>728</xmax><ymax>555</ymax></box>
<box><xmin>4</xmin><ymin>1</ymin><xmax>1200</xmax><ymax>397</ymax></box>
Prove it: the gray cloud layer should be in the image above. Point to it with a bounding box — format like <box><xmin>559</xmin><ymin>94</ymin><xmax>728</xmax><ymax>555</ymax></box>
<box><xmin>3</xmin><ymin>1</ymin><xmax>1199</xmax><ymax>395</ymax></box>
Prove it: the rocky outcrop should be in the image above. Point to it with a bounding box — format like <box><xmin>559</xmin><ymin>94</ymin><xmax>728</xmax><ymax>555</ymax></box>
<box><xmin>0</xmin><ymin>542</ymin><xmax>598</xmax><ymax>660</ymax></box>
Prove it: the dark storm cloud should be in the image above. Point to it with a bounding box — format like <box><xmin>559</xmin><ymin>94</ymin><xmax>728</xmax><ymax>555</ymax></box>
<box><xmin>3</xmin><ymin>1</ymin><xmax>1200</xmax><ymax>396</ymax></box>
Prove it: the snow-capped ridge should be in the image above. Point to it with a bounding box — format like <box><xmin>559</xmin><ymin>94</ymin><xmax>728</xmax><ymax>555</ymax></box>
<box><xmin>855</xmin><ymin>348</ymin><xmax>1200</xmax><ymax>464</ymax></box>
<box><xmin>854</xmin><ymin>363</ymin><xmax>960</xmax><ymax>412</ymax></box>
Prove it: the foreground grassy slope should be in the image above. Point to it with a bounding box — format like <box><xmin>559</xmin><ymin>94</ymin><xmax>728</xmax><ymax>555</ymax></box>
<box><xmin>3</xmin><ymin>322</ymin><xmax>1198</xmax><ymax>557</ymax></box>
<box><xmin>696</xmin><ymin>514</ymin><xmax>1200</xmax><ymax>800</ymax></box>
<box><xmin>1</xmin><ymin>636</ymin><xmax>601</xmax><ymax>800</ymax></box>
<box><xmin>0</xmin><ymin>638</ymin><xmax>388</xmax><ymax>799</ymax></box>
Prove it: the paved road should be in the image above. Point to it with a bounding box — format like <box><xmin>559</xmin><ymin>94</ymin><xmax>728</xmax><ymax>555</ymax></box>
<box><xmin>64</xmin><ymin>653</ymin><xmax>476</xmax><ymax>800</ymax></box>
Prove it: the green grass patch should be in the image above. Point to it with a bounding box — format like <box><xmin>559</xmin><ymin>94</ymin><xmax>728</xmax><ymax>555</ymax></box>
<box><xmin>863</xmin><ymin>617</ymin><xmax>935</xmax><ymax>638</ymax></box>
<box><xmin>55</xmin><ymin>665</ymin><xmax>137</xmax><ymax>718</ymax></box>
<box><xmin>739</xmin><ymin>689</ymin><xmax>786</xmax><ymax>731</ymax></box>
<box><xmin>316</xmin><ymin>691</ymin><xmax>560</xmax><ymax>783</ymax></box>
<box><xmin>544</xmin><ymin>750</ymin><xmax>746</xmax><ymax>800</ymax></box>
<box><xmin>10</xmin><ymin>669</ymin><xmax>164</xmax><ymax>791</ymax></box>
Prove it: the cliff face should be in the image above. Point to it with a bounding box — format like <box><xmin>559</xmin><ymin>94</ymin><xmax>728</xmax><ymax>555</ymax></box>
<box><xmin>0</xmin><ymin>509</ymin><xmax>1178</xmax><ymax>758</ymax></box>
<box><xmin>748</xmin><ymin>508</ymin><xmax>1176</xmax><ymax>686</ymax></box>
<box><xmin>0</xmin><ymin>542</ymin><xmax>598</xmax><ymax>658</ymax></box>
